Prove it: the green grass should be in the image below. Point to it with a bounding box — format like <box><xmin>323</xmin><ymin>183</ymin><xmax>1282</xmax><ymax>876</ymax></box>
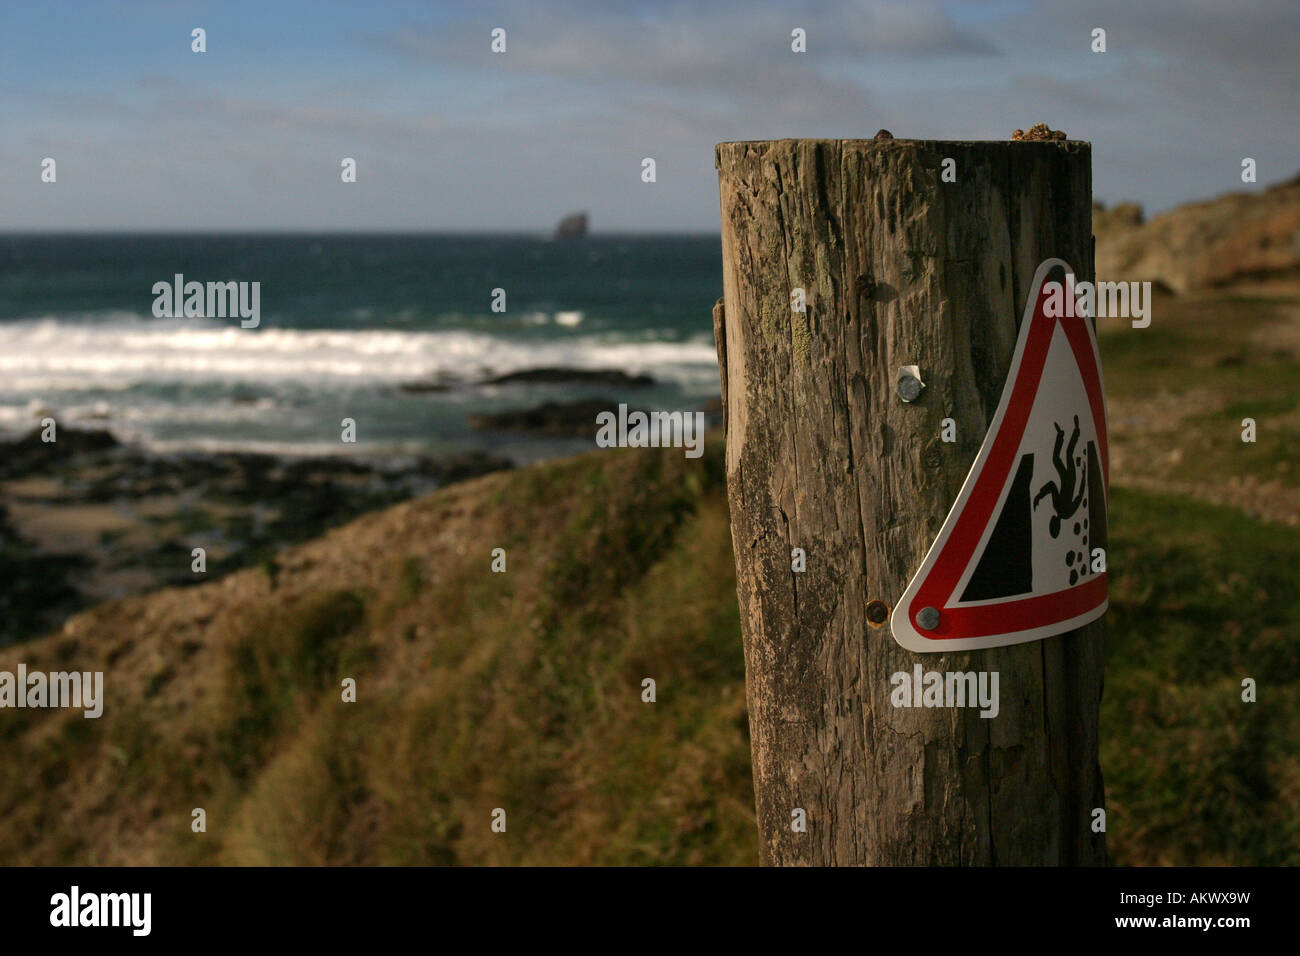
<box><xmin>1103</xmin><ymin>487</ymin><xmax>1300</xmax><ymax>864</ymax></box>
<box><xmin>1097</xmin><ymin>294</ymin><xmax>1295</xmax><ymax>395</ymax></box>
<box><xmin>215</xmin><ymin>589</ymin><xmax>372</xmax><ymax>782</ymax></box>
<box><xmin>1183</xmin><ymin>394</ymin><xmax>1300</xmax><ymax>484</ymax></box>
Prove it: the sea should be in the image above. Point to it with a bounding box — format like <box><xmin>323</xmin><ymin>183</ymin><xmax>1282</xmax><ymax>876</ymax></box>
<box><xmin>0</xmin><ymin>234</ymin><xmax>724</xmax><ymax>463</ymax></box>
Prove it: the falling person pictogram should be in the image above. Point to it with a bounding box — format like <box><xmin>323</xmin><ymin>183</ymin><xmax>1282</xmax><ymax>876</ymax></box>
<box><xmin>1033</xmin><ymin>414</ymin><xmax>1087</xmax><ymax>539</ymax></box>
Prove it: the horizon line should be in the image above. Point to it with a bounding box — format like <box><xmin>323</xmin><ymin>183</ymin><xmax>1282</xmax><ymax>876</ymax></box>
<box><xmin>0</xmin><ymin>229</ymin><xmax>724</xmax><ymax>239</ymax></box>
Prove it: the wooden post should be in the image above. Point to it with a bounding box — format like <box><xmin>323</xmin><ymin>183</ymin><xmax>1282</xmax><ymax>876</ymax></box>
<box><xmin>714</xmin><ymin>138</ymin><xmax>1107</xmax><ymax>866</ymax></box>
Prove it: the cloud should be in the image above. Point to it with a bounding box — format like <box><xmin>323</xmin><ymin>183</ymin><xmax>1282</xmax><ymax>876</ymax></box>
<box><xmin>4</xmin><ymin>0</ymin><xmax>1296</xmax><ymax>230</ymax></box>
<box><xmin>371</xmin><ymin>1</ymin><xmax>997</xmax><ymax>117</ymax></box>
<box><xmin>1001</xmin><ymin>0</ymin><xmax>1299</xmax><ymax>107</ymax></box>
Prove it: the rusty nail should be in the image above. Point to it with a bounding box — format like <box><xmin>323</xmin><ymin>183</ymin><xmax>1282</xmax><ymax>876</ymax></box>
<box><xmin>917</xmin><ymin>606</ymin><xmax>940</xmax><ymax>631</ymax></box>
<box><xmin>866</xmin><ymin>600</ymin><xmax>889</xmax><ymax>627</ymax></box>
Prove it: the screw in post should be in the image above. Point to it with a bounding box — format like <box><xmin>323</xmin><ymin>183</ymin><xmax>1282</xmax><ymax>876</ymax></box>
<box><xmin>897</xmin><ymin>365</ymin><xmax>925</xmax><ymax>403</ymax></box>
<box><xmin>916</xmin><ymin>606</ymin><xmax>940</xmax><ymax>631</ymax></box>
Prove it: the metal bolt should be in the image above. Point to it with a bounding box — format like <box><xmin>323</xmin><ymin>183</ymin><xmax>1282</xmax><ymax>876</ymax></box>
<box><xmin>916</xmin><ymin>606</ymin><xmax>940</xmax><ymax>630</ymax></box>
<box><xmin>897</xmin><ymin>365</ymin><xmax>925</xmax><ymax>403</ymax></box>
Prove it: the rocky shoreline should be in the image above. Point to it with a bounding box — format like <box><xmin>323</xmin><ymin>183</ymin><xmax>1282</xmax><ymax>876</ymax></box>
<box><xmin>0</xmin><ymin>363</ymin><xmax>723</xmax><ymax>645</ymax></box>
<box><xmin>0</xmin><ymin>427</ymin><xmax>512</xmax><ymax>645</ymax></box>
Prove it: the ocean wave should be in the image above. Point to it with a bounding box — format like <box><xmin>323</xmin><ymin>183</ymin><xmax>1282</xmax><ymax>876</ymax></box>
<box><xmin>0</xmin><ymin>315</ymin><xmax>717</xmax><ymax>392</ymax></box>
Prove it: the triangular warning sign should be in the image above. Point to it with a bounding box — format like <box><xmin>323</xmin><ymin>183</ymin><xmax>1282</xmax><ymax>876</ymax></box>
<box><xmin>890</xmin><ymin>258</ymin><xmax>1109</xmax><ymax>652</ymax></box>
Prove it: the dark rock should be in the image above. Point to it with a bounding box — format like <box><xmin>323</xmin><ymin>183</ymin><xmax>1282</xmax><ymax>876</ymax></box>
<box><xmin>0</xmin><ymin>427</ymin><xmax>122</xmax><ymax>479</ymax></box>
<box><xmin>6</xmin><ymin>425</ymin><xmax>119</xmax><ymax>455</ymax></box>
<box><xmin>468</xmin><ymin>399</ymin><xmax>633</xmax><ymax>437</ymax></box>
<box><xmin>554</xmin><ymin>212</ymin><xmax>588</xmax><ymax>239</ymax></box>
<box><xmin>420</xmin><ymin>451</ymin><xmax>514</xmax><ymax>484</ymax></box>
<box><xmin>398</xmin><ymin>381</ymin><xmax>454</xmax><ymax>394</ymax></box>
<box><xmin>482</xmin><ymin>367</ymin><xmax>654</xmax><ymax>387</ymax></box>
<box><xmin>0</xmin><ymin>504</ymin><xmax>90</xmax><ymax>646</ymax></box>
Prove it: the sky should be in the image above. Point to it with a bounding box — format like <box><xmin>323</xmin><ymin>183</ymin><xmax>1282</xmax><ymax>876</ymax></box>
<box><xmin>2</xmin><ymin>0</ymin><xmax>1296</xmax><ymax>232</ymax></box>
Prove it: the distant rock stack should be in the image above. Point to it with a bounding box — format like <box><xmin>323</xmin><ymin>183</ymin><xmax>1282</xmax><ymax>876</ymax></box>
<box><xmin>554</xmin><ymin>212</ymin><xmax>588</xmax><ymax>239</ymax></box>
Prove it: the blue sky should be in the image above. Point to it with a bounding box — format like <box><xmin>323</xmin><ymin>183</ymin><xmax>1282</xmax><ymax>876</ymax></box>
<box><xmin>3</xmin><ymin>0</ymin><xmax>1296</xmax><ymax>231</ymax></box>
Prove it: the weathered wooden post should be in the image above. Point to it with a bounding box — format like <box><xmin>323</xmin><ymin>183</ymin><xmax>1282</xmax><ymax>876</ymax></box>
<box><xmin>714</xmin><ymin>138</ymin><xmax>1107</xmax><ymax>865</ymax></box>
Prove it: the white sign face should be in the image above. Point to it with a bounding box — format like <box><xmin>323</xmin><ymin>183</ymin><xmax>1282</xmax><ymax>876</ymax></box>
<box><xmin>890</xmin><ymin>258</ymin><xmax>1109</xmax><ymax>653</ymax></box>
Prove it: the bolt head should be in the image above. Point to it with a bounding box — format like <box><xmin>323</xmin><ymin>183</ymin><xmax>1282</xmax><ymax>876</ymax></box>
<box><xmin>897</xmin><ymin>374</ymin><xmax>924</xmax><ymax>403</ymax></box>
<box><xmin>916</xmin><ymin>606</ymin><xmax>940</xmax><ymax>630</ymax></box>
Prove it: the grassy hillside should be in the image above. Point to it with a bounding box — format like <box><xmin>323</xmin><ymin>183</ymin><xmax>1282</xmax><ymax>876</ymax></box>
<box><xmin>2</xmin><ymin>437</ymin><xmax>1297</xmax><ymax>865</ymax></box>
<box><xmin>0</xmin><ymin>442</ymin><xmax>755</xmax><ymax>865</ymax></box>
